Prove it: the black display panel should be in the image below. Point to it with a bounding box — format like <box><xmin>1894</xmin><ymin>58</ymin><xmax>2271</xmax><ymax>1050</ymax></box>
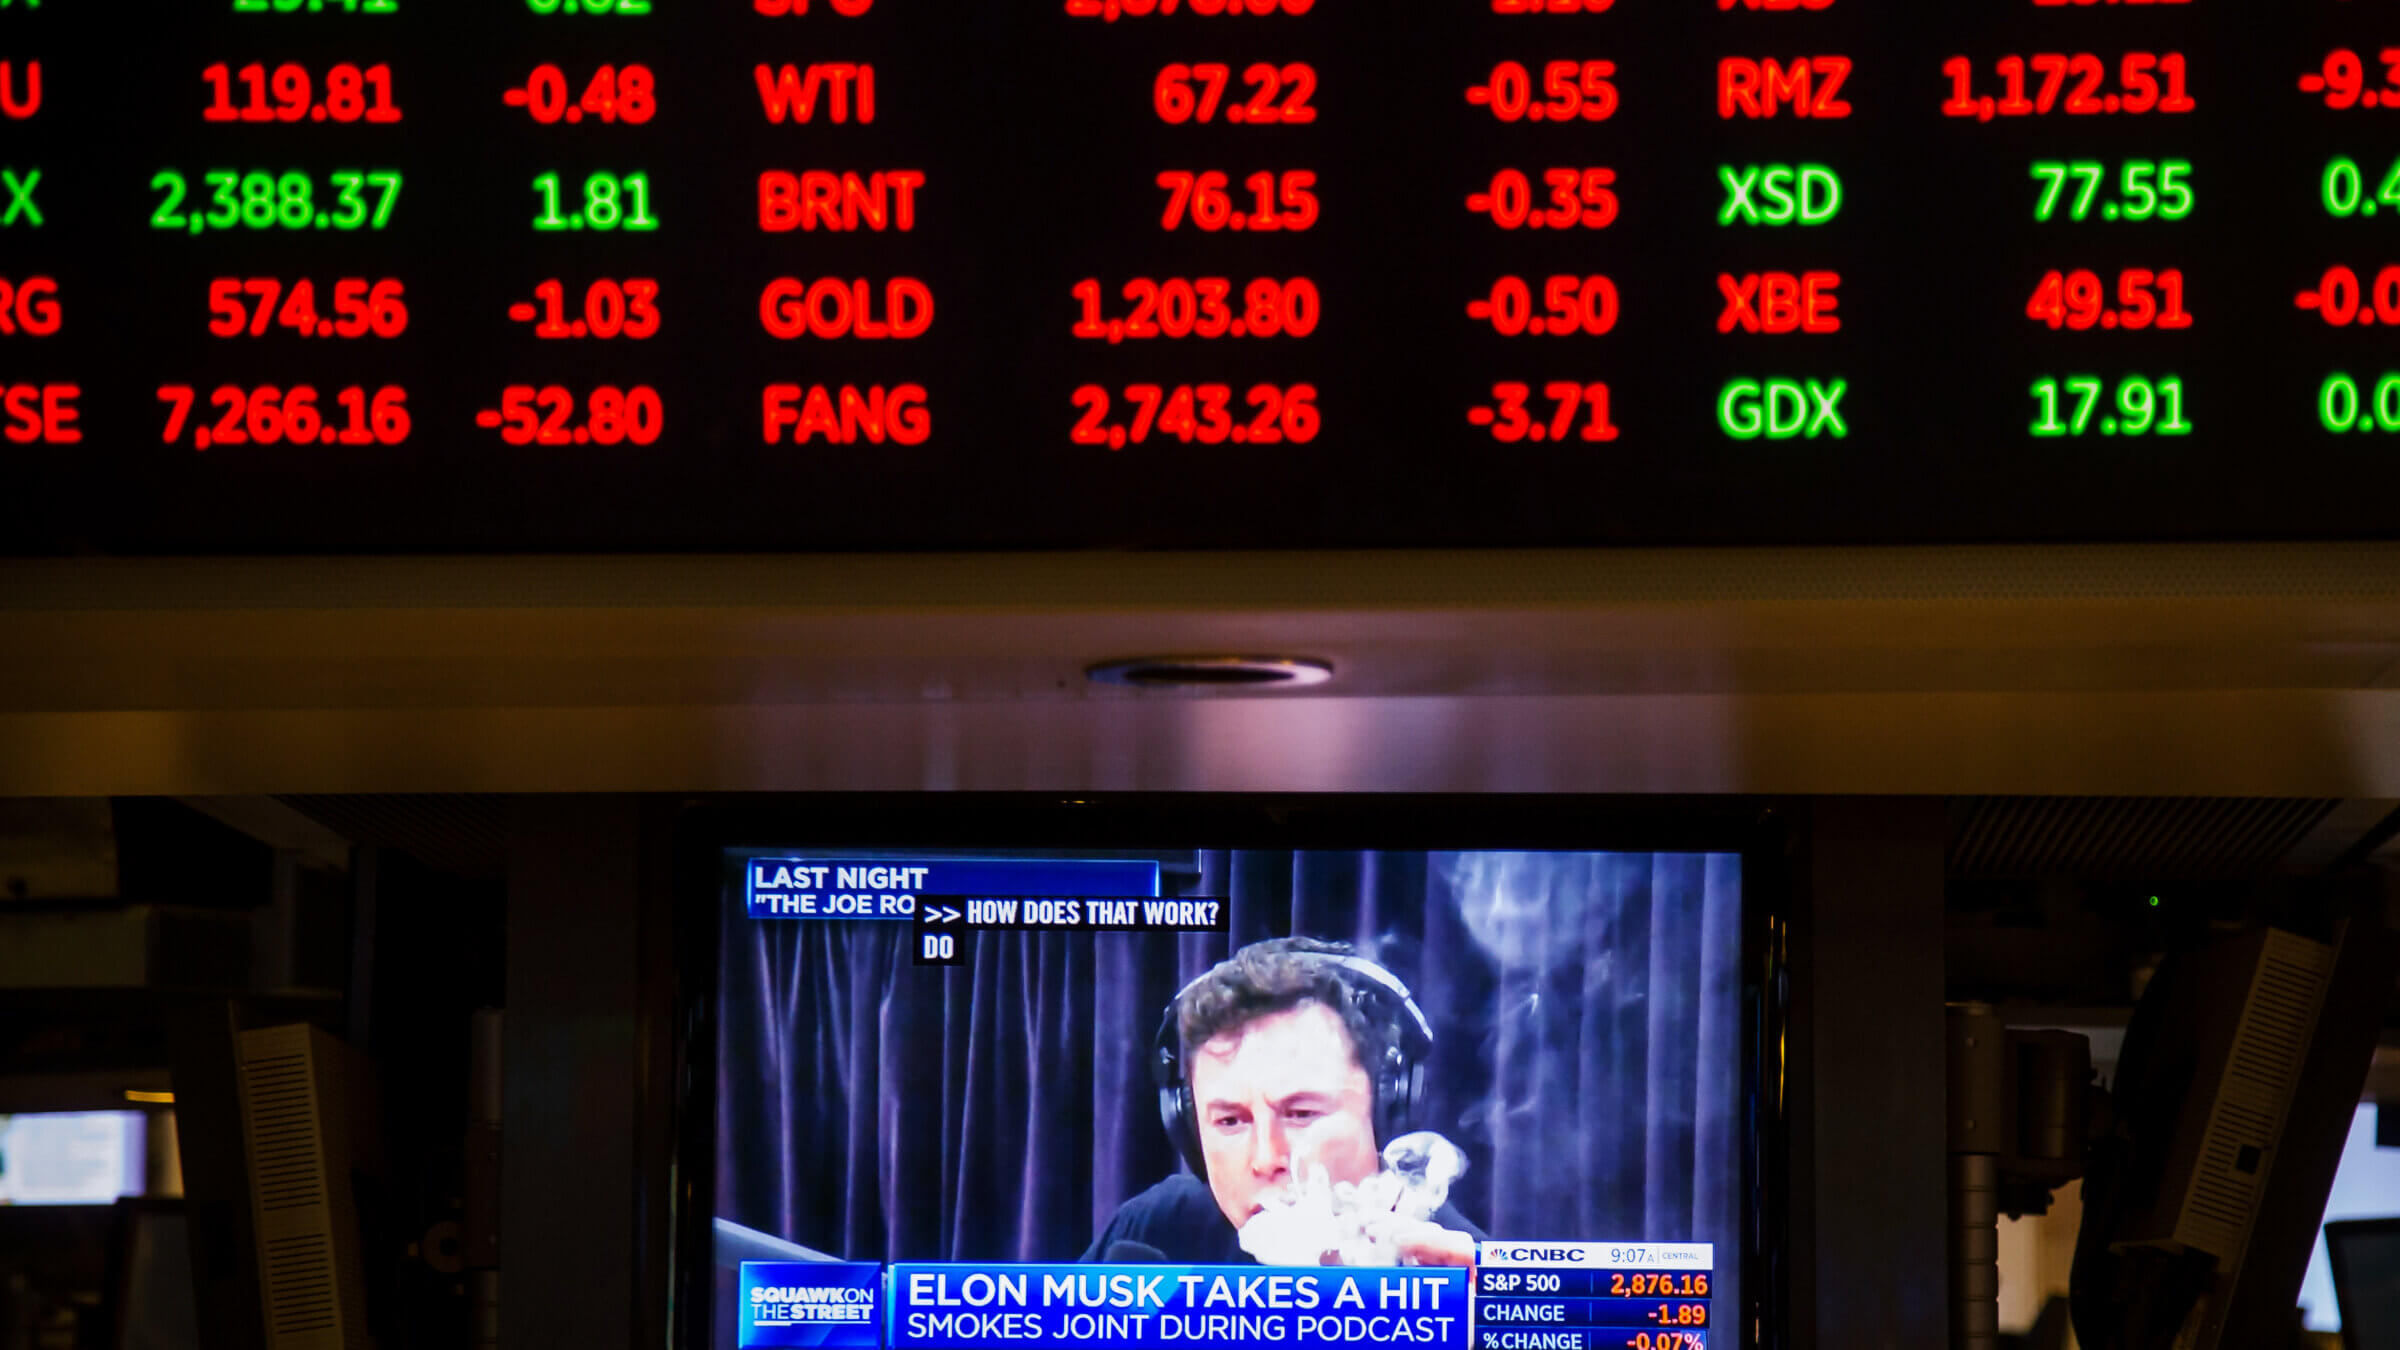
<box><xmin>0</xmin><ymin>2</ymin><xmax>2390</xmax><ymax>553</ymax></box>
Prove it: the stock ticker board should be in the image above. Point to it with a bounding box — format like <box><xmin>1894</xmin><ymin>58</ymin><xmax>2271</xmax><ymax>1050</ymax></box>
<box><xmin>0</xmin><ymin>1</ymin><xmax>2391</xmax><ymax>552</ymax></box>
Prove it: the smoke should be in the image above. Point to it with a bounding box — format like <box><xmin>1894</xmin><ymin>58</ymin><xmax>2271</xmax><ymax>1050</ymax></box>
<box><xmin>1237</xmin><ymin>1132</ymin><xmax>1469</xmax><ymax>1266</ymax></box>
<box><xmin>1444</xmin><ymin>851</ymin><xmax>1597</xmax><ymax>975</ymax></box>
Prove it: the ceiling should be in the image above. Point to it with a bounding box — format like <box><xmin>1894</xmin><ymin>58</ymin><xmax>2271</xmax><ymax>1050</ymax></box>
<box><xmin>3</xmin><ymin>542</ymin><xmax>2398</xmax><ymax>797</ymax></box>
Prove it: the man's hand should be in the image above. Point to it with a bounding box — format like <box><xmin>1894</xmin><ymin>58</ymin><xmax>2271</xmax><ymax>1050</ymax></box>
<box><xmin>1392</xmin><ymin>1220</ymin><xmax>1476</xmax><ymax>1267</ymax></box>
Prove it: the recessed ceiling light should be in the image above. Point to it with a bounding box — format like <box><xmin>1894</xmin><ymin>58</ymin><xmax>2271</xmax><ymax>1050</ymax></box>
<box><xmin>1085</xmin><ymin>656</ymin><xmax>1334</xmax><ymax>690</ymax></box>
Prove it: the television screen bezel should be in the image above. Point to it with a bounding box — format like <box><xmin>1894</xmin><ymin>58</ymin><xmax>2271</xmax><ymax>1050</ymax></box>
<box><xmin>667</xmin><ymin>794</ymin><xmax>1794</xmax><ymax>1350</ymax></box>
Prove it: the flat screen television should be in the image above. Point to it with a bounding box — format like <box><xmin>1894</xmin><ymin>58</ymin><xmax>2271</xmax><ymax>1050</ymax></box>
<box><xmin>675</xmin><ymin>801</ymin><xmax>1784</xmax><ymax>1350</ymax></box>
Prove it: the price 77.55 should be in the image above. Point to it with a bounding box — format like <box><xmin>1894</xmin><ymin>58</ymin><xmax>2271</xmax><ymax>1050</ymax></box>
<box><xmin>2031</xmin><ymin>160</ymin><xmax>2192</xmax><ymax>222</ymax></box>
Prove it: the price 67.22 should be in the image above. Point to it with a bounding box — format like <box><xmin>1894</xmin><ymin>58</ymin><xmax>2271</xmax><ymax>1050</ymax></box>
<box><xmin>1154</xmin><ymin>63</ymin><xmax>1316</xmax><ymax>124</ymax></box>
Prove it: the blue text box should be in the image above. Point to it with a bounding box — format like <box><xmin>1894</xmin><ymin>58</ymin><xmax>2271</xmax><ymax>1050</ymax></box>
<box><xmin>887</xmin><ymin>1263</ymin><xmax>1469</xmax><ymax>1350</ymax></box>
<box><xmin>741</xmin><ymin>1262</ymin><xmax>883</xmax><ymax>1349</ymax></box>
<box><xmin>747</xmin><ymin>858</ymin><xmax>1161</xmax><ymax>920</ymax></box>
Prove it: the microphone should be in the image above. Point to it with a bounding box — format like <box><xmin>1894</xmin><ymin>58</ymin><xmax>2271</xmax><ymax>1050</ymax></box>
<box><xmin>1105</xmin><ymin>1240</ymin><xmax>1167</xmax><ymax>1264</ymax></box>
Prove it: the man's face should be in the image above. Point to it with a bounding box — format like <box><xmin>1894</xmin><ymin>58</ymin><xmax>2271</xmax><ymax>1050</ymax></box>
<box><xmin>1188</xmin><ymin>1000</ymin><xmax>1380</xmax><ymax>1231</ymax></box>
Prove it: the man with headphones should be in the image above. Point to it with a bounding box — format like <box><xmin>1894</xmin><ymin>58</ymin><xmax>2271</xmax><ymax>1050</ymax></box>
<box><xmin>1081</xmin><ymin>937</ymin><xmax>1484</xmax><ymax>1265</ymax></box>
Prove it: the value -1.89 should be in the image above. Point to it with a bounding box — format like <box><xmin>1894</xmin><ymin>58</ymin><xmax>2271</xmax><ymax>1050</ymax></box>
<box><xmin>157</xmin><ymin>384</ymin><xmax>410</xmax><ymax>448</ymax></box>
<box><xmin>151</xmin><ymin>169</ymin><xmax>401</xmax><ymax>233</ymax></box>
<box><xmin>1071</xmin><ymin>383</ymin><xmax>1319</xmax><ymax>448</ymax></box>
<box><xmin>2029</xmin><ymin>374</ymin><xmax>2190</xmax><ymax>437</ymax></box>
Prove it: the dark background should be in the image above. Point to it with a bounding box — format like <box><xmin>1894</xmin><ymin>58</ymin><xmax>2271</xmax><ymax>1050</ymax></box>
<box><xmin>710</xmin><ymin>848</ymin><xmax>1743</xmax><ymax>1346</ymax></box>
<box><xmin>0</xmin><ymin>1</ymin><xmax>2382</xmax><ymax>551</ymax></box>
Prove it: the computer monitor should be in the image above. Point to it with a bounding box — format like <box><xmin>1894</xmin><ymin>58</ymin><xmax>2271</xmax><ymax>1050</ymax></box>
<box><xmin>0</xmin><ymin>1111</ymin><xmax>147</xmax><ymax>1207</ymax></box>
<box><xmin>676</xmin><ymin>801</ymin><xmax>1781</xmax><ymax>1350</ymax></box>
<box><xmin>2069</xmin><ymin>880</ymin><xmax>2400</xmax><ymax>1350</ymax></box>
<box><xmin>2328</xmin><ymin>1218</ymin><xmax>2400</xmax><ymax>1350</ymax></box>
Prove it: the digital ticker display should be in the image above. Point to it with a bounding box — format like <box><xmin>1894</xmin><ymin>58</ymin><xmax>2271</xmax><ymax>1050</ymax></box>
<box><xmin>5</xmin><ymin>3</ymin><xmax>2381</xmax><ymax>553</ymax></box>
<box><xmin>710</xmin><ymin>848</ymin><xmax>1745</xmax><ymax>1348</ymax></box>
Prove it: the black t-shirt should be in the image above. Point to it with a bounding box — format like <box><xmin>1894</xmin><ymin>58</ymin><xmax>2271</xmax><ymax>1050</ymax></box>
<box><xmin>1079</xmin><ymin>1173</ymin><xmax>1488</xmax><ymax>1264</ymax></box>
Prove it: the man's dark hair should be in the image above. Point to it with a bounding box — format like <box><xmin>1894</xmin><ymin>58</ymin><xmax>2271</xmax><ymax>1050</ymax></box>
<box><xmin>1175</xmin><ymin>937</ymin><xmax>1382</xmax><ymax>1079</ymax></box>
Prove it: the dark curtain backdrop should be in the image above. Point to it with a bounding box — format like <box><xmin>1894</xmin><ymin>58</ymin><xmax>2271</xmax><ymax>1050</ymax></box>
<box><xmin>715</xmin><ymin>849</ymin><xmax>1741</xmax><ymax>1283</ymax></box>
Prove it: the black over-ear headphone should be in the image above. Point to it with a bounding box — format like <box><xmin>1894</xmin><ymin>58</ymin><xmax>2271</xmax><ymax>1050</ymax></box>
<box><xmin>1152</xmin><ymin>951</ymin><xmax>1435</xmax><ymax>1178</ymax></box>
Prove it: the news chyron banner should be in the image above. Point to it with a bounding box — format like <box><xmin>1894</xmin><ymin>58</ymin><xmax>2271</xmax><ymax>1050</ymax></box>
<box><xmin>739</xmin><ymin>1244</ymin><xmax>1713</xmax><ymax>1350</ymax></box>
<box><xmin>740</xmin><ymin>856</ymin><xmax>1228</xmax><ymax>966</ymax></box>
